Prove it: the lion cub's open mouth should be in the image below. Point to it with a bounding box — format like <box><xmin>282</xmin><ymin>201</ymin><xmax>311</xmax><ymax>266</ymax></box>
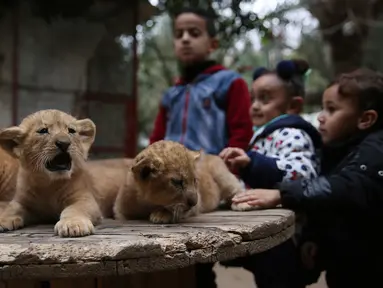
<box><xmin>45</xmin><ymin>152</ymin><xmax>72</xmax><ymax>172</ymax></box>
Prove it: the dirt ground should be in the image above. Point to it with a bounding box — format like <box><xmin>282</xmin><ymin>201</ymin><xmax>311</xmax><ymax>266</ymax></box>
<box><xmin>214</xmin><ymin>264</ymin><xmax>327</xmax><ymax>288</ymax></box>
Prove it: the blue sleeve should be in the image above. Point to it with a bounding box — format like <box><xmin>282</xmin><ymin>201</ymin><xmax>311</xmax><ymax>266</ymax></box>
<box><xmin>239</xmin><ymin>150</ymin><xmax>284</xmax><ymax>189</ymax></box>
<box><xmin>160</xmin><ymin>87</ymin><xmax>174</xmax><ymax>108</ymax></box>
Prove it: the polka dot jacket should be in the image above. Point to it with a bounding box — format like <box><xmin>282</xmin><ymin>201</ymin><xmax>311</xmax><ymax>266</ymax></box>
<box><xmin>240</xmin><ymin>115</ymin><xmax>322</xmax><ymax>189</ymax></box>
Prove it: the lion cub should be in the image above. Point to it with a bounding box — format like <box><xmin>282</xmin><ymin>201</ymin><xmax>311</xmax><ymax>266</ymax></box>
<box><xmin>0</xmin><ymin>146</ymin><xmax>18</xmax><ymax>212</ymax></box>
<box><xmin>0</xmin><ymin>109</ymin><xmax>102</xmax><ymax>237</ymax></box>
<box><xmin>113</xmin><ymin>140</ymin><xmax>244</xmax><ymax>224</ymax></box>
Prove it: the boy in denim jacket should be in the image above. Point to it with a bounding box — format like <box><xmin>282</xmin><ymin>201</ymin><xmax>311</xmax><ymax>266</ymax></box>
<box><xmin>149</xmin><ymin>7</ymin><xmax>253</xmax><ymax>154</ymax></box>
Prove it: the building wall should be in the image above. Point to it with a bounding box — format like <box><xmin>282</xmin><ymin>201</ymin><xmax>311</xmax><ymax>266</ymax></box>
<box><xmin>86</xmin><ymin>34</ymin><xmax>134</xmax><ymax>157</ymax></box>
<box><xmin>0</xmin><ymin>2</ymin><xmax>140</xmax><ymax>157</ymax></box>
<box><xmin>0</xmin><ymin>3</ymin><xmax>107</xmax><ymax>126</ymax></box>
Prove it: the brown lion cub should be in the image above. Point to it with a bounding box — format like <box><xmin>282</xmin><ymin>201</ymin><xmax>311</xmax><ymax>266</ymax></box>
<box><xmin>114</xmin><ymin>140</ymin><xmax>244</xmax><ymax>224</ymax></box>
<box><xmin>0</xmin><ymin>109</ymin><xmax>102</xmax><ymax>237</ymax></box>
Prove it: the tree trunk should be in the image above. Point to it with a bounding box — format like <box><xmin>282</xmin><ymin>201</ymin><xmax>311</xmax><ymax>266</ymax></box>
<box><xmin>326</xmin><ymin>30</ymin><xmax>365</xmax><ymax>75</ymax></box>
<box><xmin>307</xmin><ymin>0</ymin><xmax>383</xmax><ymax>75</ymax></box>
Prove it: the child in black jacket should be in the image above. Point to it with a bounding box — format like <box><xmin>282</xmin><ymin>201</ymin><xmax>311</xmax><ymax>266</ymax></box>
<box><xmin>231</xmin><ymin>68</ymin><xmax>383</xmax><ymax>288</ymax></box>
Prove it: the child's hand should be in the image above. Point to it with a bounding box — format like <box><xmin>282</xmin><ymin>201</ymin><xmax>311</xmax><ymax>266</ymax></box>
<box><xmin>219</xmin><ymin>147</ymin><xmax>251</xmax><ymax>171</ymax></box>
<box><xmin>301</xmin><ymin>241</ymin><xmax>318</xmax><ymax>270</ymax></box>
<box><xmin>231</xmin><ymin>189</ymin><xmax>281</xmax><ymax>209</ymax></box>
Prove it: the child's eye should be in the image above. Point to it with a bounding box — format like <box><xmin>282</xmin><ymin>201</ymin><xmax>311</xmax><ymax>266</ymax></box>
<box><xmin>189</xmin><ymin>28</ymin><xmax>201</xmax><ymax>37</ymax></box>
<box><xmin>174</xmin><ymin>30</ymin><xmax>183</xmax><ymax>39</ymax></box>
<box><xmin>260</xmin><ymin>93</ymin><xmax>271</xmax><ymax>104</ymax></box>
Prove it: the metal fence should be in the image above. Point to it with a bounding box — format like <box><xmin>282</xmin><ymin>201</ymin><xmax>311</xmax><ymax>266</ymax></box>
<box><xmin>0</xmin><ymin>2</ymin><xmax>143</xmax><ymax>159</ymax></box>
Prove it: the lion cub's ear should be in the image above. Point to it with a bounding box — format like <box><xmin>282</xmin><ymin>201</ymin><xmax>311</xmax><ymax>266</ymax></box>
<box><xmin>193</xmin><ymin>149</ymin><xmax>205</xmax><ymax>168</ymax></box>
<box><xmin>75</xmin><ymin>119</ymin><xmax>96</xmax><ymax>153</ymax></box>
<box><xmin>0</xmin><ymin>126</ymin><xmax>26</xmax><ymax>158</ymax></box>
<box><xmin>131</xmin><ymin>156</ymin><xmax>163</xmax><ymax>181</ymax></box>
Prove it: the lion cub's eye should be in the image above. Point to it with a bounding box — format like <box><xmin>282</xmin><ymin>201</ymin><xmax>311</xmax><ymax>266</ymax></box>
<box><xmin>37</xmin><ymin>128</ymin><xmax>49</xmax><ymax>134</ymax></box>
<box><xmin>68</xmin><ymin>128</ymin><xmax>76</xmax><ymax>134</ymax></box>
<box><xmin>171</xmin><ymin>178</ymin><xmax>184</xmax><ymax>188</ymax></box>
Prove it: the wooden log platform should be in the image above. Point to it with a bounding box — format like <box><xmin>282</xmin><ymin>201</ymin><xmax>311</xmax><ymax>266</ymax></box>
<box><xmin>0</xmin><ymin>209</ymin><xmax>294</xmax><ymax>287</ymax></box>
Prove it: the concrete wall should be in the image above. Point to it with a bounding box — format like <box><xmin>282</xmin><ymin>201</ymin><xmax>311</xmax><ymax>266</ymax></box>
<box><xmin>86</xmin><ymin>35</ymin><xmax>133</xmax><ymax>154</ymax></box>
<box><xmin>0</xmin><ymin>3</ymin><xmax>107</xmax><ymax>127</ymax></box>
<box><xmin>0</xmin><ymin>2</ymin><xmax>141</xmax><ymax>157</ymax></box>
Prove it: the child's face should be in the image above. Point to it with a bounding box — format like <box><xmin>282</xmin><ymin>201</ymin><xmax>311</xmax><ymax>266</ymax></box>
<box><xmin>250</xmin><ymin>74</ymin><xmax>301</xmax><ymax>127</ymax></box>
<box><xmin>318</xmin><ymin>84</ymin><xmax>361</xmax><ymax>144</ymax></box>
<box><xmin>173</xmin><ymin>13</ymin><xmax>217</xmax><ymax>65</ymax></box>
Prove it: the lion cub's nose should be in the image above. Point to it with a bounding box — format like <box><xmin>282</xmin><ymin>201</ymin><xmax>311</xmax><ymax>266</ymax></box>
<box><xmin>55</xmin><ymin>140</ymin><xmax>70</xmax><ymax>152</ymax></box>
<box><xmin>187</xmin><ymin>196</ymin><xmax>197</xmax><ymax>208</ymax></box>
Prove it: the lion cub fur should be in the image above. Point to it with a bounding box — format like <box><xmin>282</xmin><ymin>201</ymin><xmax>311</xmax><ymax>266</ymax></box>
<box><xmin>113</xmin><ymin>140</ymin><xmax>244</xmax><ymax>224</ymax></box>
<box><xmin>0</xmin><ymin>154</ymin><xmax>133</xmax><ymax>217</ymax></box>
<box><xmin>0</xmin><ymin>147</ymin><xmax>19</xmax><ymax>212</ymax></box>
<box><xmin>0</xmin><ymin>109</ymin><xmax>102</xmax><ymax>237</ymax></box>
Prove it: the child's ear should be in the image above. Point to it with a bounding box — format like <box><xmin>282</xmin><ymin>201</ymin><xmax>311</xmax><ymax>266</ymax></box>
<box><xmin>358</xmin><ymin>109</ymin><xmax>378</xmax><ymax>130</ymax></box>
<box><xmin>209</xmin><ymin>37</ymin><xmax>219</xmax><ymax>53</ymax></box>
<box><xmin>287</xmin><ymin>96</ymin><xmax>304</xmax><ymax>114</ymax></box>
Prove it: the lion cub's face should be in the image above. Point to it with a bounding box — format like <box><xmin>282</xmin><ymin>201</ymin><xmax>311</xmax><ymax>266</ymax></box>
<box><xmin>0</xmin><ymin>109</ymin><xmax>96</xmax><ymax>180</ymax></box>
<box><xmin>131</xmin><ymin>141</ymin><xmax>200</xmax><ymax>214</ymax></box>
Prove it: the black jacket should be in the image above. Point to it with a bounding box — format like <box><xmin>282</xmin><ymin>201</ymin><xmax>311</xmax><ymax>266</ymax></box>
<box><xmin>279</xmin><ymin>129</ymin><xmax>383</xmax><ymax>287</ymax></box>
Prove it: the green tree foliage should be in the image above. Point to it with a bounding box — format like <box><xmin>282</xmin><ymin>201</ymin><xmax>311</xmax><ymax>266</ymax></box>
<box><xmin>137</xmin><ymin>15</ymin><xmax>178</xmax><ymax>136</ymax></box>
<box><xmin>290</xmin><ymin>31</ymin><xmax>332</xmax><ymax>107</ymax></box>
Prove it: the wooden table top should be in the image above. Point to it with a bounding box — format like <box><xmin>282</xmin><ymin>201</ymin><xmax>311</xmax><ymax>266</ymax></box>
<box><xmin>0</xmin><ymin>209</ymin><xmax>294</xmax><ymax>280</ymax></box>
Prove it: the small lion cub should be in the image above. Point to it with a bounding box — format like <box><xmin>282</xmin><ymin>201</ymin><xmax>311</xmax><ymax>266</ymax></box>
<box><xmin>0</xmin><ymin>109</ymin><xmax>102</xmax><ymax>237</ymax></box>
<box><xmin>113</xmin><ymin>140</ymin><xmax>245</xmax><ymax>224</ymax></box>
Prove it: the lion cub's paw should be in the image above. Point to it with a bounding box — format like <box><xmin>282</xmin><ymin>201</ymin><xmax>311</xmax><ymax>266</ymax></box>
<box><xmin>0</xmin><ymin>216</ymin><xmax>24</xmax><ymax>232</ymax></box>
<box><xmin>231</xmin><ymin>202</ymin><xmax>259</xmax><ymax>211</ymax></box>
<box><xmin>150</xmin><ymin>209</ymin><xmax>174</xmax><ymax>224</ymax></box>
<box><xmin>54</xmin><ymin>218</ymin><xmax>95</xmax><ymax>237</ymax></box>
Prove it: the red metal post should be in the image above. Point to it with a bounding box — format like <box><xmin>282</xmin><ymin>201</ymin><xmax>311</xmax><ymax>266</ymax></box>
<box><xmin>11</xmin><ymin>5</ymin><xmax>20</xmax><ymax>125</ymax></box>
<box><xmin>125</xmin><ymin>0</ymin><xmax>139</xmax><ymax>157</ymax></box>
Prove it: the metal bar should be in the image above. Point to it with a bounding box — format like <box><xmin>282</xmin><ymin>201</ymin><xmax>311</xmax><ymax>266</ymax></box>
<box><xmin>83</xmin><ymin>94</ymin><xmax>131</xmax><ymax>104</ymax></box>
<box><xmin>1</xmin><ymin>81</ymin><xmax>132</xmax><ymax>99</ymax></box>
<box><xmin>125</xmin><ymin>0</ymin><xmax>139</xmax><ymax>158</ymax></box>
<box><xmin>11</xmin><ymin>5</ymin><xmax>20</xmax><ymax>125</ymax></box>
<box><xmin>90</xmin><ymin>146</ymin><xmax>125</xmax><ymax>153</ymax></box>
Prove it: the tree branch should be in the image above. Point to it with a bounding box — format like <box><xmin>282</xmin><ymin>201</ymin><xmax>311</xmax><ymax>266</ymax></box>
<box><xmin>147</xmin><ymin>40</ymin><xmax>175</xmax><ymax>87</ymax></box>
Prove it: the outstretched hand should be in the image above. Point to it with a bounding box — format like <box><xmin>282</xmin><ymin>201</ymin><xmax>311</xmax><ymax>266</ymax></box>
<box><xmin>232</xmin><ymin>189</ymin><xmax>282</xmax><ymax>209</ymax></box>
<box><xmin>219</xmin><ymin>147</ymin><xmax>251</xmax><ymax>172</ymax></box>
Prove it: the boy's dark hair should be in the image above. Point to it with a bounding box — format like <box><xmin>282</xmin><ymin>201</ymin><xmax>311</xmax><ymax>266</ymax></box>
<box><xmin>252</xmin><ymin>59</ymin><xmax>310</xmax><ymax>98</ymax></box>
<box><xmin>174</xmin><ymin>7</ymin><xmax>217</xmax><ymax>37</ymax></box>
<box><xmin>335</xmin><ymin>68</ymin><xmax>383</xmax><ymax>128</ymax></box>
